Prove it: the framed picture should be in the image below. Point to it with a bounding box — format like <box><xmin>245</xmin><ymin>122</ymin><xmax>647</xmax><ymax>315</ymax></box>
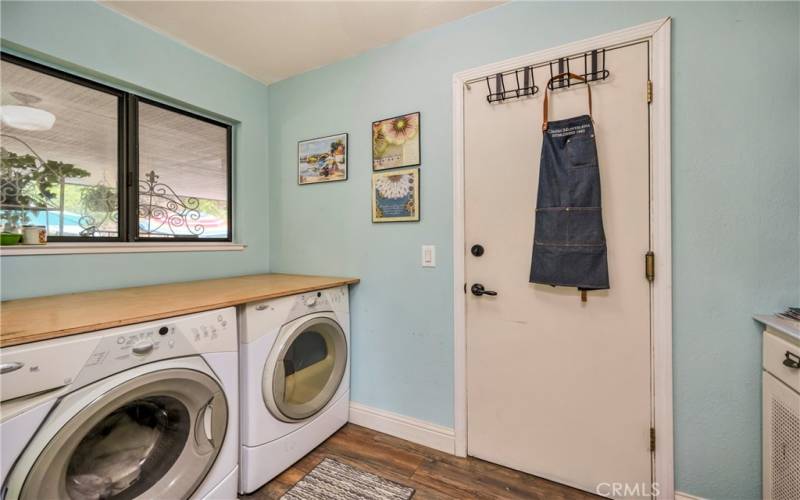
<box><xmin>298</xmin><ymin>133</ymin><xmax>348</xmax><ymax>185</ymax></box>
<box><xmin>372</xmin><ymin>167</ymin><xmax>420</xmax><ymax>223</ymax></box>
<box><xmin>372</xmin><ymin>112</ymin><xmax>420</xmax><ymax>171</ymax></box>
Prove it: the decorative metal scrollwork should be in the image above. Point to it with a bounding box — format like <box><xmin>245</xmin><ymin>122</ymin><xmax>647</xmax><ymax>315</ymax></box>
<box><xmin>79</xmin><ymin>170</ymin><xmax>205</xmax><ymax>238</ymax></box>
<box><xmin>78</xmin><ymin>184</ymin><xmax>118</xmax><ymax>237</ymax></box>
<box><xmin>138</xmin><ymin>170</ymin><xmax>203</xmax><ymax>238</ymax></box>
<box><xmin>2</xmin><ymin>133</ymin><xmax>205</xmax><ymax>238</ymax></box>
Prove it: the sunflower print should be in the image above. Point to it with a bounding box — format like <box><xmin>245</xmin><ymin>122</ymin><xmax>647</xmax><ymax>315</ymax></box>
<box><xmin>375</xmin><ymin>174</ymin><xmax>413</xmax><ymax>199</ymax></box>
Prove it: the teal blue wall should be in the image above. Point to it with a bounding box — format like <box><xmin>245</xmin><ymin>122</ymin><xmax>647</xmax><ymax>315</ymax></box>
<box><xmin>267</xmin><ymin>3</ymin><xmax>800</xmax><ymax>499</ymax></box>
<box><xmin>1</xmin><ymin>2</ymin><xmax>798</xmax><ymax>498</ymax></box>
<box><xmin>0</xmin><ymin>1</ymin><xmax>270</xmax><ymax>299</ymax></box>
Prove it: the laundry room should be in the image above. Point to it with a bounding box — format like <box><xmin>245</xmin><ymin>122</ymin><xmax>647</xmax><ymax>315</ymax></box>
<box><xmin>0</xmin><ymin>2</ymin><xmax>798</xmax><ymax>500</ymax></box>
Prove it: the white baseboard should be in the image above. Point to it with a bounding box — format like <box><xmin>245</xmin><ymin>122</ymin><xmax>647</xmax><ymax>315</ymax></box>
<box><xmin>348</xmin><ymin>401</ymin><xmax>456</xmax><ymax>455</ymax></box>
<box><xmin>675</xmin><ymin>492</ymin><xmax>706</xmax><ymax>500</ymax></box>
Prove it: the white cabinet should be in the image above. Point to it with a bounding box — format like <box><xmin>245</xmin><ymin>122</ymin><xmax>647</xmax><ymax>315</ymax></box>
<box><xmin>760</xmin><ymin>321</ymin><xmax>800</xmax><ymax>500</ymax></box>
<box><xmin>763</xmin><ymin>370</ymin><xmax>799</xmax><ymax>500</ymax></box>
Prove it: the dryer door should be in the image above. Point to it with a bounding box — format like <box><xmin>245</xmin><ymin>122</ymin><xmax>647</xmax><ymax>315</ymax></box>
<box><xmin>264</xmin><ymin>316</ymin><xmax>347</xmax><ymax>422</ymax></box>
<box><xmin>11</xmin><ymin>368</ymin><xmax>227</xmax><ymax>500</ymax></box>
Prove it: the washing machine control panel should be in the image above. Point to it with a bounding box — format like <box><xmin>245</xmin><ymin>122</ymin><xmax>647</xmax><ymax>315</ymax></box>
<box><xmin>71</xmin><ymin>308</ymin><xmax>236</xmax><ymax>390</ymax></box>
<box><xmin>188</xmin><ymin>313</ymin><xmax>230</xmax><ymax>342</ymax></box>
<box><xmin>110</xmin><ymin>323</ymin><xmax>177</xmax><ymax>359</ymax></box>
<box><xmin>0</xmin><ymin>308</ymin><xmax>236</xmax><ymax>402</ymax></box>
<box><xmin>107</xmin><ymin>310</ymin><xmax>233</xmax><ymax>358</ymax></box>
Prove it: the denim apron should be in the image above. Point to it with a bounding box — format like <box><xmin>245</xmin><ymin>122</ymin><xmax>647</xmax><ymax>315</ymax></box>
<box><xmin>529</xmin><ymin>74</ymin><xmax>609</xmax><ymax>290</ymax></box>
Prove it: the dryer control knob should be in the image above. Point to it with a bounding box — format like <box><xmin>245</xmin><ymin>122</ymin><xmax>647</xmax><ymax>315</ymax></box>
<box><xmin>305</xmin><ymin>296</ymin><xmax>317</xmax><ymax>307</ymax></box>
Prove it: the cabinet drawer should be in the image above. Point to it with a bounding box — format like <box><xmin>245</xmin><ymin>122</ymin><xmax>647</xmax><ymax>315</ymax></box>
<box><xmin>764</xmin><ymin>330</ymin><xmax>800</xmax><ymax>392</ymax></box>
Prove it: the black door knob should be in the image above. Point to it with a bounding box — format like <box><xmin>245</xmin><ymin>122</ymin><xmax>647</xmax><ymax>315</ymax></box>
<box><xmin>471</xmin><ymin>284</ymin><xmax>498</xmax><ymax>297</ymax></box>
<box><xmin>471</xmin><ymin>244</ymin><xmax>485</xmax><ymax>257</ymax></box>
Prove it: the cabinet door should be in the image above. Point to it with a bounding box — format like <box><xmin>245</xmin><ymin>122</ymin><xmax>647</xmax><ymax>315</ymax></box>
<box><xmin>763</xmin><ymin>371</ymin><xmax>800</xmax><ymax>500</ymax></box>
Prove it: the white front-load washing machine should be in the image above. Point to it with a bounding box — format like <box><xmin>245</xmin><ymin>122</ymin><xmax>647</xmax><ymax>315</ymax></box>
<box><xmin>238</xmin><ymin>286</ymin><xmax>350</xmax><ymax>494</ymax></box>
<box><xmin>0</xmin><ymin>308</ymin><xmax>239</xmax><ymax>500</ymax></box>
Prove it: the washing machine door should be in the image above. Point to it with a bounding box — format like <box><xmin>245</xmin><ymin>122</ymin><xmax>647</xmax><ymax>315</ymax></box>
<box><xmin>263</xmin><ymin>315</ymin><xmax>347</xmax><ymax>422</ymax></box>
<box><xmin>9</xmin><ymin>367</ymin><xmax>227</xmax><ymax>500</ymax></box>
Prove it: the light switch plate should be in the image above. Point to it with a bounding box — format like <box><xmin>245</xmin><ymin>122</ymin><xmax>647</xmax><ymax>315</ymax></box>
<box><xmin>422</xmin><ymin>245</ymin><xmax>436</xmax><ymax>267</ymax></box>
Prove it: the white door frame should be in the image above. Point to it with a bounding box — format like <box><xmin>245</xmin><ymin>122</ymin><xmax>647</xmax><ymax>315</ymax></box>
<box><xmin>451</xmin><ymin>18</ymin><xmax>673</xmax><ymax>499</ymax></box>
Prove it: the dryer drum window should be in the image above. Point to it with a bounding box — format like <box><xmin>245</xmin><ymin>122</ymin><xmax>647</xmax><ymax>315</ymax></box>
<box><xmin>16</xmin><ymin>369</ymin><xmax>227</xmax><ymax>500</ymax></box>
<box><xmin>268</xmin><ymin>317</ymin><xmax>347</xmax><ymax>421</ymax></box>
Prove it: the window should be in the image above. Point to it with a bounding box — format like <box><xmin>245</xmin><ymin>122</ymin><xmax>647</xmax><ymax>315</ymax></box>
<box><xmin>136</xmin><ymin>101</ymin><xmax>230</xmax><ymax>240</ymax></box>
<box><xmin>0</xmin><ymin>55</ymin><xmax>122</xmax><ymax>240</ymax></box>
<box><xmin>0</xmin><ymin>53</ymin><xmax>232</xmax><ymax>242</ymax></box>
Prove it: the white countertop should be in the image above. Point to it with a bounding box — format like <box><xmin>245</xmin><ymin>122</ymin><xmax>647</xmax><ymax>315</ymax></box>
<box><xmin>754</xmin><ymin>314</ymin><xmax>800</xmax><ymax>343</ymax></box>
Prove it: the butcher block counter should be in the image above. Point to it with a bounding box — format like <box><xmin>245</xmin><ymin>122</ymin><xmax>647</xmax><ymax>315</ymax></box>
<box><xmin>0</xmin><ymin>273</ymin><xmax>359</xmax><ymax>348</ymax></box>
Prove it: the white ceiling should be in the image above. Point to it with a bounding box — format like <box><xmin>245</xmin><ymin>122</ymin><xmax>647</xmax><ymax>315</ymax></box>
<box><xmin>102</xmin><ymin>1</ymin><xmax>502</xmax><ymax>84</ymax></box>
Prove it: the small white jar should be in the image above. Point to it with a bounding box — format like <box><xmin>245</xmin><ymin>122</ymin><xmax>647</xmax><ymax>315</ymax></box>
<box><xmin>22</xmin><ymin>225</ymin><xmax>47</xmax><ymax>245</ymax></box>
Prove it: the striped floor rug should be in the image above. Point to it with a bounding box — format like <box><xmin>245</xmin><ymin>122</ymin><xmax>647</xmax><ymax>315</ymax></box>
<box><xmin>280</xmin><ymin>458</ymin><xmax>415</xmax><ymax>500</ymax></box>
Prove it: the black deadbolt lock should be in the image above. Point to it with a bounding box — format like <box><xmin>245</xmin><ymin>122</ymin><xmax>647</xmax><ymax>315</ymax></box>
<box><xmin>471</xmin><ymin>244</ymin><xmax>485</xmax><ymax>257</ymax></box>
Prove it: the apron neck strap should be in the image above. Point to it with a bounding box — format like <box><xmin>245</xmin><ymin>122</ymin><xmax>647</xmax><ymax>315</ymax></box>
<box><xmin>542</xmin><ymin>72</ymin><xmax>592</xmax><ymax>132</ymax></box>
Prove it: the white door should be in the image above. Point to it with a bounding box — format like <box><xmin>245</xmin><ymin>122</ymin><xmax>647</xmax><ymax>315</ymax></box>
<box><xmin>465</xmin><ymin>40</ymin><xmax>653</xmax><ymax>496</ymax></box>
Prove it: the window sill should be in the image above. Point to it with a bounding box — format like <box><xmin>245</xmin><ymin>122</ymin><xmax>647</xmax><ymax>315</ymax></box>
<box><xmin>0</xmin><ymin>242</ymin><xmax>247</xmax><ymax>256</ymax></box>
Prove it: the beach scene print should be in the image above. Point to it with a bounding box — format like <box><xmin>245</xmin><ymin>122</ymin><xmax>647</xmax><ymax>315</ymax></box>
<box><xmin>372</xmin><ymin>112</ymin><xmax>420</xmax><ymax>170</ymax></box>
<box><xmin>298</xmin><ymin>133</ymin><xmax>347</xmax><ymax>185</ymax></box>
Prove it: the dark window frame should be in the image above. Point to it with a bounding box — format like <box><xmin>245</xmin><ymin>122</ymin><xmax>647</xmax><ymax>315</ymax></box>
<box><xmin>1</xmin><ymin>52</ymin><xmax>127</xmax><ymax>242</ymax></box>
<box><xmin>1</xmin><ymin>52</ymin><xmax>234</xmax><ymax>243</ymax></box>
<box><xmin>129</xmin><ymin>96</ymin><xmax>233</xmax><ymax>242</ymax></box>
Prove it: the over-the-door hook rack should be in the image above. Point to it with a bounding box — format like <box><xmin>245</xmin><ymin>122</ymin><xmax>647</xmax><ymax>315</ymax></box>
<box><xmin>486</xmin><ymin>66</ymin><xmax>538</xmax><ymax>103</ymax></box>
<box><xmin>481</xmin><ymin>48</ymin><xmax>611</xmax><ymax>103</ymax></box>
<box><xmin>548</xmin><ymin>49</ymin><xmax>609</xmax><ymax>90</ymax></box>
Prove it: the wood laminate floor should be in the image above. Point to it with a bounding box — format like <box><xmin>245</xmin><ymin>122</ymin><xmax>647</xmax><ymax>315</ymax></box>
<box><xmin>245</xmin><ymin>423</ymin><xmax>598</xmax><ymax>499</ymax></box>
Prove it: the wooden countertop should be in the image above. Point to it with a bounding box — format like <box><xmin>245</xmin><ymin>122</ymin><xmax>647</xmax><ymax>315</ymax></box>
<box><xmin>0</xmin><ymin>274</ymin><xmax>359</xmax><ymax>348</ymax></box>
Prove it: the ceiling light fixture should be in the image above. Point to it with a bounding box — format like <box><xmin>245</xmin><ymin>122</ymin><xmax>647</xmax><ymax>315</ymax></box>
<box><xmin>0</xmin><ymin>92</ymin><xmax>56</xmax><ymax>131</ymax></box>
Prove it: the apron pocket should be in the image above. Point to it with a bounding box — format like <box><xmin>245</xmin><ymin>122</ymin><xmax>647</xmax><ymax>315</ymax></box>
<box><xmin>569</xmin><ymin>165</ymin><xmax>602</xmax><ymax>207</ymax></box>
<box><xmin>534</xmin><ymin>208</ymin><xmax>568</xmax><ymax>244</ymax></box>
<box><xmin>566</xmin><ymin>134</ymin><xmax>598</xmax><ymax>168</ymax></box>
<box><xmin>531</xmin><ymin>244</ymin><xmax>609</xmax><ymax>289</ymax></box>
<box><xmin>535</xmin><ymin>207</ymin><xmax>604</xmax><ymax>246</ymax></box>
<box><xmin>566</xmin><ymin>207</ymin><xmax>605</xmax><ymax>245</ymax></box>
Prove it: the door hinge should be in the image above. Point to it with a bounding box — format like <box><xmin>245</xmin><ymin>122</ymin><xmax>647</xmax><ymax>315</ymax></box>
<box><xmin>645</xmin><ymin>251</ymin><xmax>655</xmax><ymax>282</ymax></box>
<box><xmin>646</xmin><ymin>80</ymin><xmax>653</xmax><ymax>104</ymax></box>
<box><xmin>650</xmin><ymin>427</ymin><xmax>656</xmax><ymax>452</ymax></box>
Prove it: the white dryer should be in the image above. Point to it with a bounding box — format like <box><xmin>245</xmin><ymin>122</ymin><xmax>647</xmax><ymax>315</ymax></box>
<box><xmin>0</xmin><ymin>308</ymin><xmax>239</xmax><ymax>500</ymax></box>
<box><xmin>238</xmin><ymin>286</ymin><xmax>350</xmax><ymax>494</ymax></box>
